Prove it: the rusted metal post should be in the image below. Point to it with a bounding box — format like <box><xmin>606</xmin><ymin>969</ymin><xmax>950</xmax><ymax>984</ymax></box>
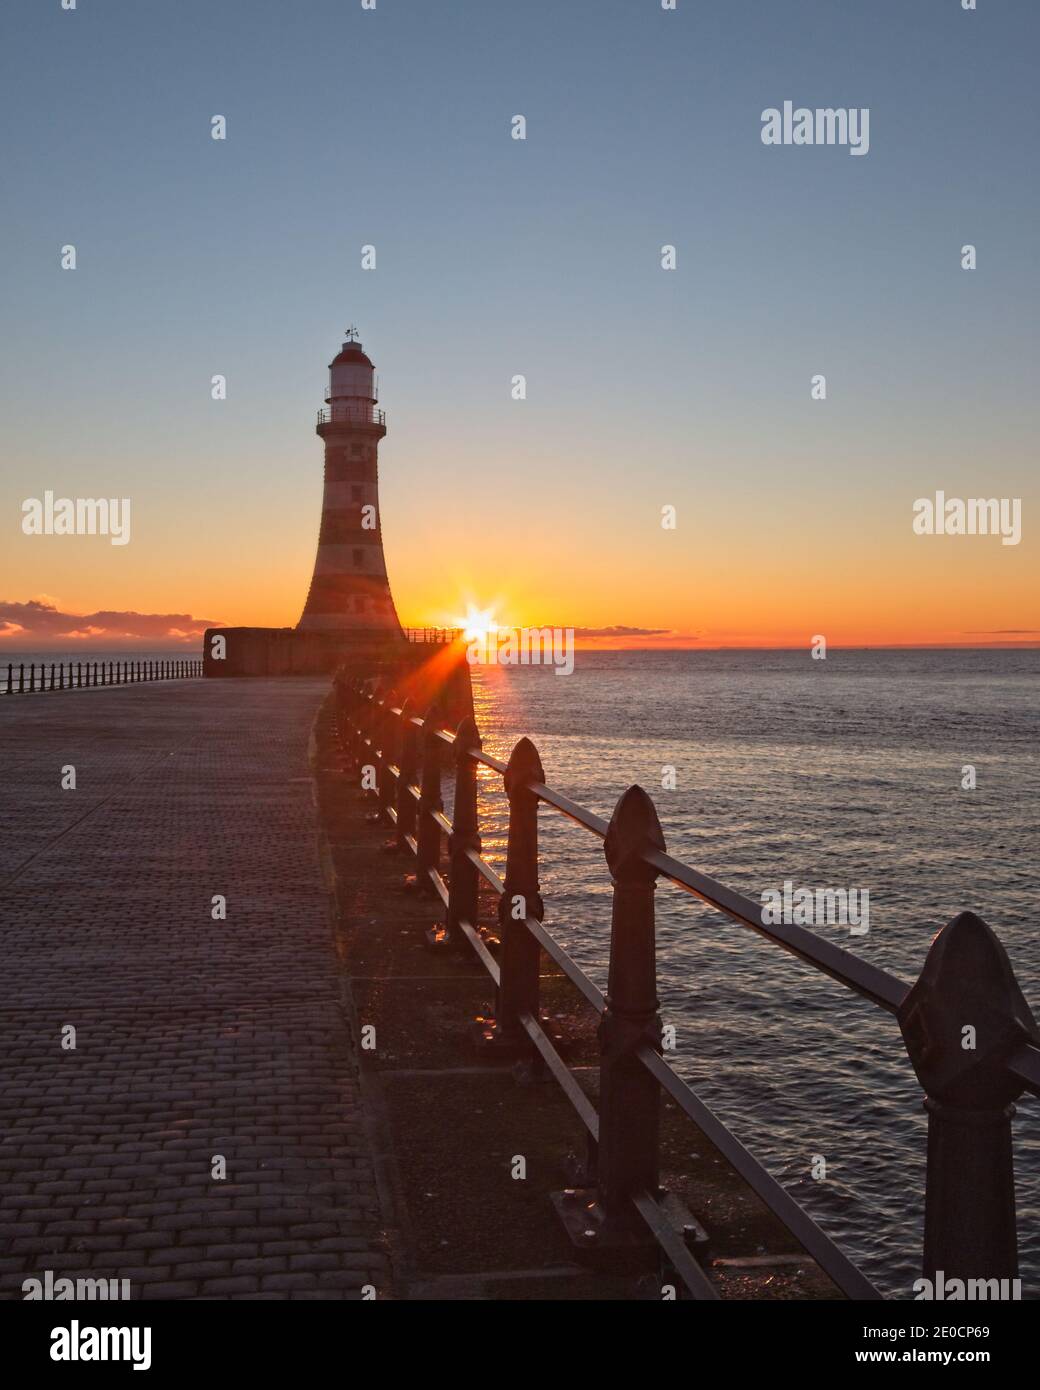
<box><xmin>600</xmin><ymin>786</ymin><xmax>665</xmax><ymax>1224</ymax></box>
<box><xmin>898</xmin><ymin>910</ymin><xmax>1040</xmax><ymax>1288</ymax></box>
<box><xmin>431</xmin><ymin>716</ymin><xmax>482</xmax><ymax>949</ymax></box>
<box><xmin>477</xmin><ymin>738</ymin><xmax>545</xmax><ymax>1052</ymax></box>
<box><xmin>414</xmin><ymin>705</ymin><xmax>443</xmax><ymax>892</ymax></box>
<box><xmin>395</xmin><ymin>699</ymin><xmax>418</xmax><ymax>851</ymax></box>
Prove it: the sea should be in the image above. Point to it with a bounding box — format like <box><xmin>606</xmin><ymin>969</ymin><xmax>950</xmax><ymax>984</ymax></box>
<box><xmin>466</xmin><ymin>648</ymin><xmax>1040</xmax><ymax>1297</ymax></box>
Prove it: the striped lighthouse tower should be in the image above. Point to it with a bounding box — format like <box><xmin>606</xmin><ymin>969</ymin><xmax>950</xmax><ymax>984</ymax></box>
<box><xmin>298</xmin><ymin>331</ymin><xmax>403</xmax><ymax>635</ymax></box>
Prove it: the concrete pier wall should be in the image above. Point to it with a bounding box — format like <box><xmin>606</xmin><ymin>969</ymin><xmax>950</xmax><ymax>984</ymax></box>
<box><xmin>202</xmin><ymin>627</ymin><xmax>474</xmax><ymax>727</ymax></box>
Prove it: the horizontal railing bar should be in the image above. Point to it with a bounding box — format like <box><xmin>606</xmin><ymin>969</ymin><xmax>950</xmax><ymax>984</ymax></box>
<box><xmin>517</xmin><ymin>1010</ymin><xmax>600</xmax><ymax>1140</ymax></box>
<box><xmin>404</xmin><ymin>834</ymin><xmax>418</xmax><ymax>856</ymax></box>
<box><xmin>464</xmin><ymin>846</ymin><xmax>504</xmax><ymax>894</ymax></box>
<box><xmin>430</xmin><ymin>808</ymin><xmax>452</xmax><ymax>836</ymax></box>
<box><xmin>643</xmin><ymin>847</ymin><xmax>909</xmax><ymax>1015</ymax></box>
<box><xmin>528</xmin><ymin>780</ymin><xmax>610</xmax><ymax>838</ymax></box>
<box><xmin>428</xmin><ymin>867</ymin><xmax>449</xmax><ymax>908</ymax></box>
<box><xmin>523</xmin><ymin>916</ymin><xmax>605</xmax><ymax>1015</ymax></box>
<box><xmin>457</xmin><ymin>918</ymin><xmax>500</xmax><ymax>985</ymax></box>
<box><xmin>631</xmin><ymin>1189</ymin><xmax>720</xmax><ymax>1300</ymax></box>
<box><xmin>635</xmin><ymin>1043</ymin><xmax>882</xmax><ymax>1300</ymax></box>
<box><xmin>472</xmin><ymin>749</ymin><xmax>508</xmax><ymax>776</ymax></box>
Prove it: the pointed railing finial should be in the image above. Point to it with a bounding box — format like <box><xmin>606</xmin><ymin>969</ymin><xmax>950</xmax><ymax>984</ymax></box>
<box><xmin>503</xmin><ymin>736</ymin><xmax>544</xmax><ymax>797</ymax></box>
<box><xmin>604</xmin><ymin>785</ymin><xmax>666</xmax><ymax>883</ymax></box>
<box><xmin>899</xmin><ymin>910</ymin><xmax>1040</xmax><ymax>1108</ymax></box>
<box><xmin>453</xmin><ymin>715</ymin><xmax>482</xmax><ymax>761</ymax></box>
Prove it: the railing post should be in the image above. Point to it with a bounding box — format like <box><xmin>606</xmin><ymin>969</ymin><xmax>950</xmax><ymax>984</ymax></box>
<box><xmin>601</xmin><ymin>786</ymin><xmax>665</xmax><ymax>1220</ymax></box>
<box><xmin>394</xmin><ymin>699</ymin><xmax>418</xmax><ymax>851</ymax></box>
<box><xmin>19</xmin><ymin>664</ymin><xmax>24</xmax><ymax>694</ymax></box>
<box><xmin>430</xmin><ymin>715</ymin><xmax>482</xmax><ymax>950</ymax></box>
<box><xmin>553</xmin><ymin>784</ymin><xmax>667</xmax><ymax>1250</ymax></box>
<box><xmin>899</xmin><ymin>910</ymin><xmax>1039</xmax><ymax>1291</ymax></box>
<box><xmin>476</xmin><ymin>738</ymin><xmax>544</xmax><ymax>1053</ymax></box>
<box><xmin>413</xmin><ymin>705</ymin><xmax>443</xmax><ymax>892</ymax></box>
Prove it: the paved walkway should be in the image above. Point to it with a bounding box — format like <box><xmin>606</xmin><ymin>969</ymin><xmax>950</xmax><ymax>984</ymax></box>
<box><xmin>0</xmin><ymin>679</ymin><xmax>389</xmax><ymax>1300</ymax></box>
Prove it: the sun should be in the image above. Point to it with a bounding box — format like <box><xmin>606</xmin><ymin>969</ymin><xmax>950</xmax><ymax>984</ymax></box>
<box><xmin>462</xmin><ymin>605</ymin><xmax>498</xmax><ymax>643</ymax></box>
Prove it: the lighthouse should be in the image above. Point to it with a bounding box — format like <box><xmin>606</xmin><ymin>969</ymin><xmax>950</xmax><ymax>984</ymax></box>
<box><xmin>297</xmin><ymin>331</ymin><xmax>403</xmax><ymax>635</ymax></box>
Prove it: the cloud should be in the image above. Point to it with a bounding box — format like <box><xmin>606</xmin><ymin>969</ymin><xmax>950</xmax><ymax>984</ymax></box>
<box><xmin>570</xmin><ymin>625</ymin><xmax>672</xmax><ymax>638</ymax></box>
<box><xmin>0</xmin><ymin>599</ymin><xmax>221</xmax><ymax>644</ymax></box>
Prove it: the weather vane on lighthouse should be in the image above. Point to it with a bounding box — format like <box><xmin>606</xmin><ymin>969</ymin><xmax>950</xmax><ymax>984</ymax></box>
<box><xmin>344</xmin><ymin>324</ymin><xmax>360</xmax><ymax>341</ymax></box>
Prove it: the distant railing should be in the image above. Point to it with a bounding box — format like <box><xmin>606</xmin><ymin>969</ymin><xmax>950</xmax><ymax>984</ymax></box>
<box><xmin>336</xmin><ymin>676</ymin><xmax>1040</xmax><ymax>1300</ymax></box>
<box><xmin>316</xmin><ymin>405</ymin><xmax>386</xmax><ymax>428</ymax></box>
<box><xmin>402</xmin><ymin>628</ymin><xmax>464</xmax><ymax>645</ymax></box>
<box><xmin>2</xmin><ymin>659</ymin><xmax>203</xmax><ymax>695</ymax></box>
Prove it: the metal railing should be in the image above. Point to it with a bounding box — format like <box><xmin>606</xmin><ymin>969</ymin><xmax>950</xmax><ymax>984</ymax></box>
<box><xmin>336</xmin><ymin>677</ymin><xmax>1040</xmax><ymax>1300</ymax></box>
<box><xmin>316</xmin><ymin>405</ymin><xmax>386</xmax><ymax>428</ymax></box>
<box><xmin>2</xmin><ymin>659</ymin><xmax>203</xmax><ymax>695</ymax></box>
<box><xmin>402</xmin><ymin>628</ymin><xmax>464</xmax><ymax>645</ymax></box>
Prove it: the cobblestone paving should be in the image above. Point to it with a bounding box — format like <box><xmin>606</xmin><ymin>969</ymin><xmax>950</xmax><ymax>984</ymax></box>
<box><xmin>0</xmin><ymin>679</ymin><xmax>390</xmax><ymax>1300</ymax></box>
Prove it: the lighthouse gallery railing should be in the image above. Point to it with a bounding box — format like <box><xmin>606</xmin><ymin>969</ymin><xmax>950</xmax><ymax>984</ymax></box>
<box><xmin>335</xmin><ymin>677</ymin><xmax>1040</xmax><ymax>1301</ymax></box>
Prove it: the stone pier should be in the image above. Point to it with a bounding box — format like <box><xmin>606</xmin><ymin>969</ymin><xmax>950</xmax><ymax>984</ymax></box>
<box><xmin>0</xmin><ymin>679</ymin><xmax>390</xmax><ymax>1300</ymax></box>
